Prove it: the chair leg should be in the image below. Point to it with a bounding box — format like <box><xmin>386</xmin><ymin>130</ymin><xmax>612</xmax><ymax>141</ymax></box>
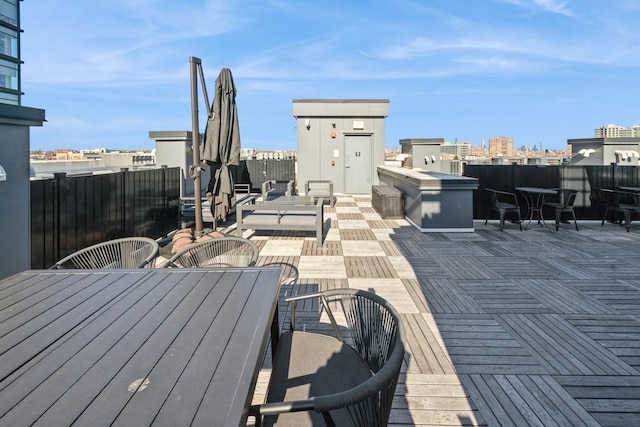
<box><xmin>601</xmin><ymin>207</ymin><xmax>609</xmax><ymax>226</ymax></box>
<box><xmin>555</xmin><ymin>209</ymin><xmax>561</xmax><ymax>231</ymax></box>
<box><xmin>517</xmin><ymin>211</ymin><xmax>522</xmax><ymax>231</ymax></box>
<box><xmin>571</xmin><ymin>211</ymin><xmax>579</xmax><ymax>231</ymax></box>
<box><xmin>624</xmin><ymin>211</ymin><xmax>632</xmax><ymax>232</ymax></box>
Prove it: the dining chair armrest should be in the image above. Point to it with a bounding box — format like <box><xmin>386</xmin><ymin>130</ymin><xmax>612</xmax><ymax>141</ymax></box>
<box><xmin>249</xmin><ymin>399</ymin><xmax>316</xmax><ymax>417</ymax></box>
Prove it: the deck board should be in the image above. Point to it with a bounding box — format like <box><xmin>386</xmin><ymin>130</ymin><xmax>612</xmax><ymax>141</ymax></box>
<box><xmin>239</xmin><ymin>196</ymin><xmax>640</xmax><ymax>426</ymax></box>
<box><xmin>402</xmin><ymin>313</ymin><xmax>456</xmax><ymax>375</ymax></box>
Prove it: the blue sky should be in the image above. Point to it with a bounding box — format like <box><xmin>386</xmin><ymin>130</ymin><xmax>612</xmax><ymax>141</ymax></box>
<box><xmin>21</xmin><ymin>0</ymin><xmax>640</xmax><ymax>152</ymax></box>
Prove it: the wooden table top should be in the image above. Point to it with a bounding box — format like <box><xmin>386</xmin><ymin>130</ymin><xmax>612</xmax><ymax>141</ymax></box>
<box><xmin>0</xmin><ymin>267</ymin><xmax>281</xmax><ymax>426</ymax></box>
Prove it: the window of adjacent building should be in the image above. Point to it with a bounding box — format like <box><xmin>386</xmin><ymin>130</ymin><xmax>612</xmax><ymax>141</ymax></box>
<box><xmin>0</xmin><ymin>58</ymin><xmax>17</xmax><ymax>90</ymax></box>
<box><xmin>0</xmin><ymin>0</ymin><xmax>18</xmax><ymax>27</ymax></box>
<box><xmin>0</xmin><ymin>0</ymin><xmax>18</xmax><ymax>105</ymax></box>
<box><xmin>0</xmin><ymin>26</ymin><xmax>17</xmax><ymax>57</ymax></box>
<box><xmin>0</xmin><ymin>90</ymin><xmax>16</xmax><ymax>104</ymax></box>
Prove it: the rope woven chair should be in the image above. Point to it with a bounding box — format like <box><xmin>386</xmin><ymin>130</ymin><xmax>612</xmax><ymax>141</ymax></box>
<box><xmin>50</xmin><ymin>237</ymin><xmax>159</xmax><ymax>269</ymax></box>
<box><xmin>164</xmin><ymin>236</ymin><xmax>259</xmax><ymax>268</ymax></box>
<box><xmin>250</xmin><ymin>288</ymin><xmax>405</xmax><ymax>427</ymax></box>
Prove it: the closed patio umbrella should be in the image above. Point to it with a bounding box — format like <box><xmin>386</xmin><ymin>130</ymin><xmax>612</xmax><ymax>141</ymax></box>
<box><xmin>202</xmin><ymin>67</ymin><xmax>241</xmax><ymax>224</ymax></box>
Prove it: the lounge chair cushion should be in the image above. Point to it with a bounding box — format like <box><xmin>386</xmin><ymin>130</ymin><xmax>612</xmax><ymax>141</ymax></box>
<box><xmin>264</xmin><ymin>331</ymin><xmax>373</xmax><ymax>426</ymax></box>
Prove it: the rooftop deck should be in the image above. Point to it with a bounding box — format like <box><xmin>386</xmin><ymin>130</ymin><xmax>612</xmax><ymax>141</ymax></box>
<box><xmin>170</xmin><ymin>194</ymin><xmax>640</xmax><ymax>426</ymax></box>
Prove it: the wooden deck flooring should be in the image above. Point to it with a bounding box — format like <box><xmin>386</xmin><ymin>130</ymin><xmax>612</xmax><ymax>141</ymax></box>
<box><xmin>218</xmin><ymin>194</ymin><xmax>640</xmax><ymax>426</ymax></box>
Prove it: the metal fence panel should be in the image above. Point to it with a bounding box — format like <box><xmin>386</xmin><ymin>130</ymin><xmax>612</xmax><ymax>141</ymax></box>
<box><xmin>30</xmin><ymin>167</ymin><xmax>180</xmax><ymax>269</ymax></box>
<box><xmin>464</xmin><ymin>164</ymin><xmax>640</xmax><ymax>221</ymax></box>
<box><xmin>240</xmin><ymin>159</ymin><xmax>296</xmax><ymax>192</ymax></box>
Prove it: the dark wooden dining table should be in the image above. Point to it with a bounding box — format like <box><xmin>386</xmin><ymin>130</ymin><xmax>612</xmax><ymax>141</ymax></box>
<box><xmin>0</xmin><ymin>267</ymin><xmax>282</xmax><ymax>426</ymax></box>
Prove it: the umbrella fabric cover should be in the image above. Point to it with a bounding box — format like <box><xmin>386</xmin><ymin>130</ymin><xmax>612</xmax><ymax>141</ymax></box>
<box><xmin>202</xmin><ymin>68</ymin><xmax>241</xmax><ymax>222</ymax></box>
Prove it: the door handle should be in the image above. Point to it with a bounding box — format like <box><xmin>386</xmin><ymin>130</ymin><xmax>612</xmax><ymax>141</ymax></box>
<box><xmin>345</xmin><ymin>164</ymin><xmax>350</xmax><ymax>168</ymax></box>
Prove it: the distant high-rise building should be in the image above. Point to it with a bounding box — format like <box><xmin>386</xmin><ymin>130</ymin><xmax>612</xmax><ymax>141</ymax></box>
<box><xmin>595</xmin><ymin>124</ymin><xmax>640</xmax><ymax>138</ymax></box>
<box><xmin>440</xmin><ymin>141</ymin><xmax>471</xmax><ymax>158</ymax></box>
<box><xmin>488</xmin><ymin>136</ymin><xmax>514</xmax><ymax>156</ymax></box>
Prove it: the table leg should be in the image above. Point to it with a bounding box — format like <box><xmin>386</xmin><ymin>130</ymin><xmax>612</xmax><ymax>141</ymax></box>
<box><xmin>536</xmin><ymin>193</ymin><xmax>554</xmax><ymax>232</ymax></box>
<box><xmin>534</xmin><ymin>193</ymin><xmax>543</xmax><ymax>226</ymax></box>
<box><xmin>270</xmin><ymin>304</ymin><xmax>280</xmax><ymax>361</ymax></box>
<box><xmin>521</xmin><ymin>192</ymin><xmax>535</xmax><ymax>230</ymax></box>
<box><xmin>519</xmin><ymin>190</ymin><xmax>554</xmax><ymax>232</ymax></box>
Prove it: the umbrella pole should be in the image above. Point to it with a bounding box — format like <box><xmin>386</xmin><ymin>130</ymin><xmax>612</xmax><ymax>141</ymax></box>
<box><xmin>189</xmin><ymin>56</ymin><xmax>205</xmax><ymax>237</ymax></box>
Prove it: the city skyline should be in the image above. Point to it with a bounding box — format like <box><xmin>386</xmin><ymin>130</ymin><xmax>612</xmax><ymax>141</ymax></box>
<box><xmin>30</xmin><ymin>138</ymin><xmax>570</xmax><ymax>160</ymax></box>
<box><xmin>21</xmin><ymin>1</ymin><xmax>640</xmax><ymax>152</ymax></box>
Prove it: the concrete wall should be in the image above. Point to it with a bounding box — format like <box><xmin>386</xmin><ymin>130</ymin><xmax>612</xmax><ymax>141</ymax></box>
<box><xmin>569</xmin><ymin>137</ymin><xmax>640</xmax><ymax>166</ymax></box>
<box><xmin>293</xmin><ymin>99</ymin><xmax>389</xmax><ymax>194</ymax></box>
<box><xmin>0</xmin><ymin>105</ymin><xmax>46</xmax><ymax>279</ymax></box>
<box><xmin>0</xmin><ymin>124</ymin><xmax>31</xmax><ymax>278</ymax></box>
<box><xmin>150</xmin><ymin>130</ymin><xmax>210</xmax><ymax>198</ymax></box>
<box><xmin>400</xmin><ymin>138</ymin><xmax>443</xmax><ymax>172</ymax></box>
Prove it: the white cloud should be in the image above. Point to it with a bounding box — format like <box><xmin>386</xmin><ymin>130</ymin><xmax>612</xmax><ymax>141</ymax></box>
<box><xmin>19</xmin><ymin>0</ymin><xmax>640</xmax><ymax>152</ymax></box>
<box><xmin>532</xmin><ymin>0</ymin><xmax>573</xmax><ymax>15</ymax></box>
<box><xmin>21</xmin><ymin>0</ymin><xmax>245</xmax><ymax>86</ymax></box>
<box><xmin>501</xmin><ymin>0</ymin><xmax>574</xmax><ymax>16</ymax></box>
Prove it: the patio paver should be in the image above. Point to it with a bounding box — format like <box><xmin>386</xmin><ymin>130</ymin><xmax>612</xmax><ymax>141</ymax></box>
<box><xmin>234</xmin><ymin>194</ymin><xmax>640</xmax><ymax>426</ymax></box>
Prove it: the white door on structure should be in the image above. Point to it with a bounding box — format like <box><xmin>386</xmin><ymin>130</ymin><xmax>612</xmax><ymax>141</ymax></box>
<box><xmin>344</xmin><ymin>135</ymin><xmax>372</xmax><ymax>194</ymax></box>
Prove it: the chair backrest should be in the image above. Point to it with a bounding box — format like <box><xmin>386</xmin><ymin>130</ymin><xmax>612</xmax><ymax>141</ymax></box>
<box><xmin>261</xmin><ymin>180</ymin><xmax>295</xmax><ymax>199</ymax></box>
<box><xmin>165</xmin><ymin>236</ymin><xmax>259</xmax><ymax>268</ymax></box>
<box><xmin>617</xmin><ymin>190</ymin><xmax>640</xmax><ymax>206</ymax></box>
<box><xmin>601</xmin><ymin>188</ymin><xmax>622</xmax><ymax>207</ymax></box>
<box><xmin>260</xmin><ymin>261</ymin><xmax>299</xmax><ymax>286</ymax></box>
<box><xmin>305</xmin><ymin>180</ymin><xmax>333</xmax><ymax>193</ymax></box>
<box><xmin>485</xmin><ymin>188</ymin><xmax>519</xmax><ymax>207</ymax></box>
<box><xmin>50</xmin><ymin>237</ymin><xmax>159</xmax><ymax>269</ymax></box>
<box><xmin>290</xmin><ymin>289</ymin><xmax>405</xmax><ymax>426</ymax></box>
<box><xmin>562</xmin><ymin>189</ymin><xmax>579</xmax><ymax>207</ymax></box>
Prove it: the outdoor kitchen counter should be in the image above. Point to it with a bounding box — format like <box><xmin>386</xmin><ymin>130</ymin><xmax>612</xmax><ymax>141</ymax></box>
<box><xmin>377</xmin><ymin>165</ymin><xmax>479</xmax><ymax>232</ymax></box>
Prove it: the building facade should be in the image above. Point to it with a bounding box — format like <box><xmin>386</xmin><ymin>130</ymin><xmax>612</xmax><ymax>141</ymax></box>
<box><xmin>488</xmin><ymin>136</ymin><xmax>514</xmax><ymax>157</ymax></box>
<box><xmin>594</xmin><ymin>124</ymin><xmax>640</xmax><ymax>138</ymax></box>
<box><xmin>293</xmin><ymin>99</ymin><xmax>389</xmax><ymax>194</ymax></box>
<box><xmin>569</xmin><ymin>137</ymin><xmax>640</xmax><ymax>166</ymax></box>
<box><xmin>0</xmin><ymin>0</ymin><xmax>20</xmax><ymax>105</ymax></box>
<box><xmin>441</xmin><ymin>141</ymin><xmax>471</xmax><ymax>158</ymax></box>
<box><xmin>0</xmin><ymin>1</ymin><xmax>46</xmax><ymax>279</ymax></box>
